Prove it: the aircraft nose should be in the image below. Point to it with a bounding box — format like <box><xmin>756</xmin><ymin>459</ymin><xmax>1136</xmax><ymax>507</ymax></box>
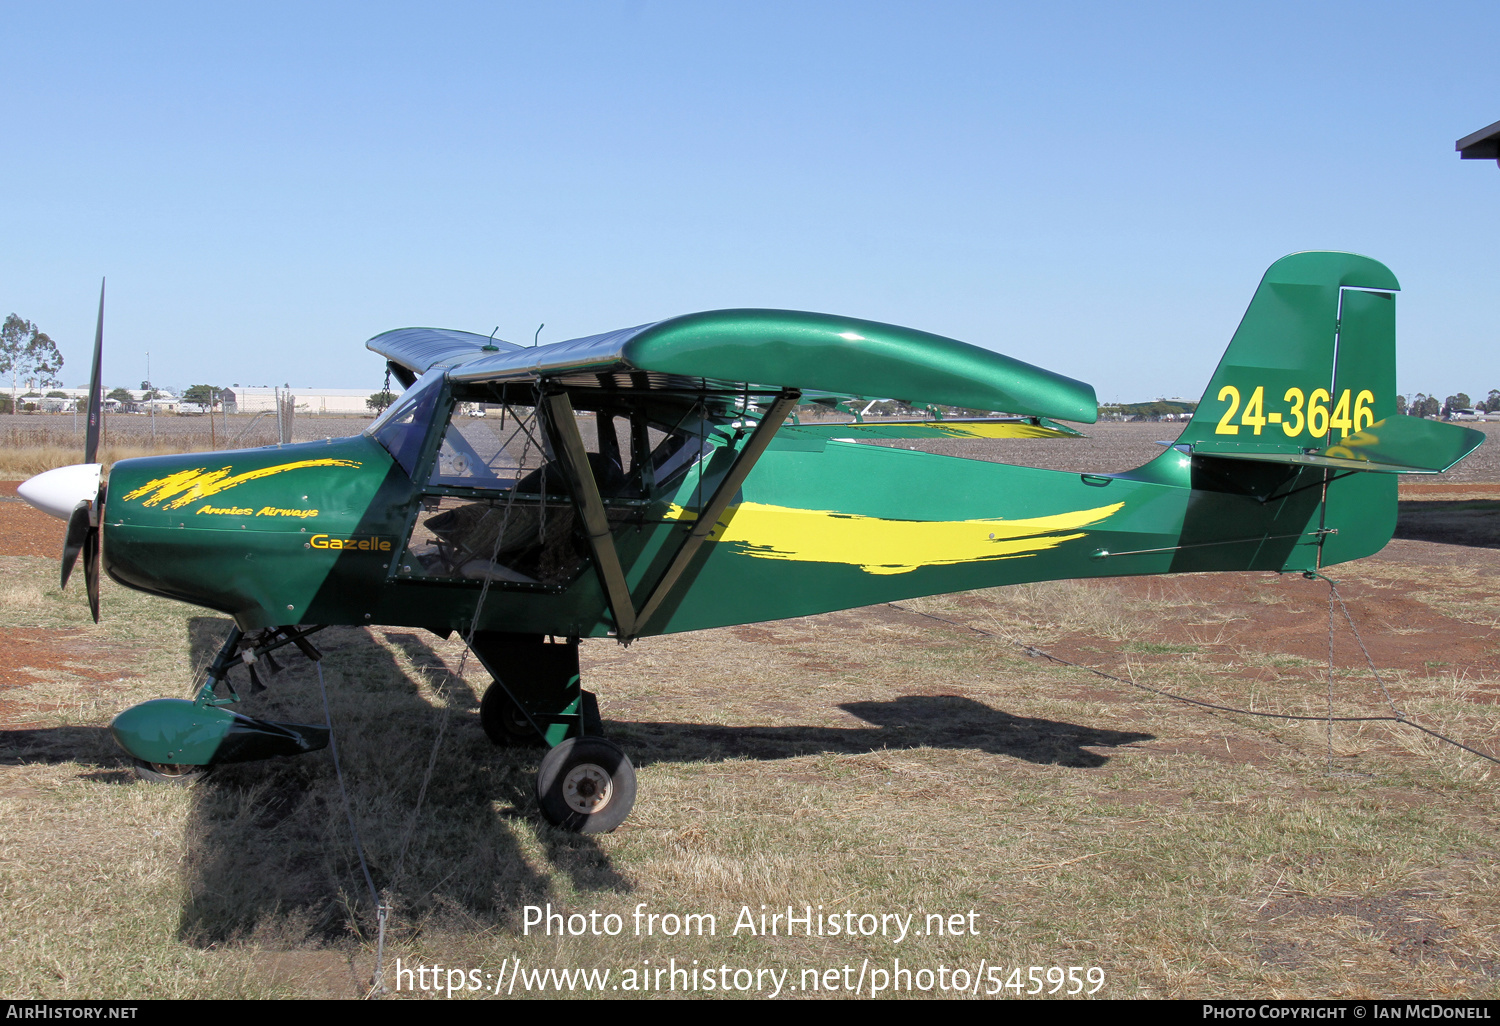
<box><xmin>17</xmin><ymin>463</ymin><xmax>103</xmax><ymax>520</ymax></box>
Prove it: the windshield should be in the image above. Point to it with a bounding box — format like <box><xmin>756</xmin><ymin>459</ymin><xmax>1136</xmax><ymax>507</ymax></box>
<box><xmin>367</xmin><ymin>369</ymin><xmax>445</xmax><ymax>474</ymax></box>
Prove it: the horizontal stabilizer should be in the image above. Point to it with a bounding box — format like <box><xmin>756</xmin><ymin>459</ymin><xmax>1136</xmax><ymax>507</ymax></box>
<box><xmin>1189</xmin><ymin>416</ymin><xmax>1484</xmax><ymax>475</ymax></box>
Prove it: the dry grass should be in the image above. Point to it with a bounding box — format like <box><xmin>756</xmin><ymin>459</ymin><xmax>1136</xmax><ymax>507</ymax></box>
<box><xmin>1</xmin><ymin>550</ymin><xmax>1498</xmax><ymax>1000</ymax></box>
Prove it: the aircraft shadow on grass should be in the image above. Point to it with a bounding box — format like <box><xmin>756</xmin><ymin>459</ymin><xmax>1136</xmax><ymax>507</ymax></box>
<box><xmin>0</xmin><ymin>620</ymin><xmax>1151</xmax><ymax>946</ymax></box>
<box><xmin>1394</xmin><ymin>500</ymin><xmax>1500</xmax><ymax>550</ymax></box>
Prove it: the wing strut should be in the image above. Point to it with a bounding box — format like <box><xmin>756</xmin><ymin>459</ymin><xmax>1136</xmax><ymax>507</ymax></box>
<box><xmin>542</xmin><ymin>390</ymin><xmax>641</xmax><ymax>639</ymax></box>
<box><xmin>633</xmin><ymin>389</ymin><xmax>800</xmax><ymax>636</ymax></box>
<box><xmin>542</xmin><ymin>387</ymin><xmax>800</xmax><ymax>642</ymax></box>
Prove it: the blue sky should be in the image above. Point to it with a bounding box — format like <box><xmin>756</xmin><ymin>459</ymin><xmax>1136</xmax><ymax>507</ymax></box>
<box><xmin>4</xmin><ymin>1</ymin><xmax>1499</xmax><ymax>402</ymax></box>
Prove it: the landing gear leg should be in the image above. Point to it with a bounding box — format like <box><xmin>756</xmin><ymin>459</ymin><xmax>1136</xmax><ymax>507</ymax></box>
<box><xmin>469</xmin><ymin>633</ymin><xmax>602</xmax><ymax>747</ymax></box>
<box><xmin>467</xmin><ymin>632</ymin><xmax>634</xmax><ymax>831</ymax></box>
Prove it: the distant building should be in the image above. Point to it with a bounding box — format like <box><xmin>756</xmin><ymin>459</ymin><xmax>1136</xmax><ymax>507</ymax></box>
<box><xmin>226</xmin><ymin>387</ymin><xmax>373</xmax><ymax>415</ymax></box>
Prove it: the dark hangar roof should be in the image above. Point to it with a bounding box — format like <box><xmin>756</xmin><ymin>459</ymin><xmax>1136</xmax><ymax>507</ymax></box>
<box><xmin>1456</xmin><ymin>119</ymin><xmax>1500</xmax><ymax>160</ymax></box>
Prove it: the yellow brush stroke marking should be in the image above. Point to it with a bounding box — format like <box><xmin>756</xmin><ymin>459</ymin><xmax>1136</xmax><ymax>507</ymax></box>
<box><xmin>121</xmin><ymin>459</ymin><xmax>362</xmax><ymax>510</ymax></box>
<box><xmin>667</xmin><ymin>500</ymin><xmax>1124</xmax><ymax>575</ymax></box>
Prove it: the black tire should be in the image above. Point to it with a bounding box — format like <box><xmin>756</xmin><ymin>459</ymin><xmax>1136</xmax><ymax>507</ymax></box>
<box><xmin>480</xmin><ymin>683</ymin><xmax>544</xmax><ymax>746</ymax></box>
<box><xmin>534</xmin><ymin>737</ymin><xmax>636</xmax><ymax>834</ymax></box>
<box><xmin>130</xmin><ymin>759</ymin><xmax>208</xmax><ymax>785</ymax></box>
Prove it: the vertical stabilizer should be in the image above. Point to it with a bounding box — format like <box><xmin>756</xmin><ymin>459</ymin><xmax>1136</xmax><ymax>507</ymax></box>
<box><xmin>1177</xmin><ymin>251</ymin><xmax>1399</xmax><ymax>449</ymax></box>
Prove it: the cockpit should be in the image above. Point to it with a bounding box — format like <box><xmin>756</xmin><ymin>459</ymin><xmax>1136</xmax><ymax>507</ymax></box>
<box><xmin>368</xmin><ymin>371</ymin><xmax>716</xmax><ymax>590</ymax></box>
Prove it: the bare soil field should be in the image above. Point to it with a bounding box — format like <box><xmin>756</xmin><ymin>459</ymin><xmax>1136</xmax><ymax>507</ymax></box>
<box><xmin>1</xmin><ymin>427</ymin><xmax>1497</xmax><ymax>1000</ymax></box>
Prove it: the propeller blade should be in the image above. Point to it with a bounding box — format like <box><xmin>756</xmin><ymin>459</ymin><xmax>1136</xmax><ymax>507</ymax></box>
<box><xmin>83</xmin><ymin>520</ymin><xmax>100</xmax><ymax>623</ymax></box>
<box><xmin>84</xmin><ymin>279</ymin><xmax>105</xmax><ymax>465</ymax></box>
<box><xmin>60</xmin><ymin>501</ymin><xmax>90</xmax><ymax>589</ymax></box>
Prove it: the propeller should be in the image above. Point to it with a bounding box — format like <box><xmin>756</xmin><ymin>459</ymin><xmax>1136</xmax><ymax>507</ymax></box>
<box><xmin>17</xmin><ymin>278</ymin><xmax>107</xmax><ymax>622</ymax></box>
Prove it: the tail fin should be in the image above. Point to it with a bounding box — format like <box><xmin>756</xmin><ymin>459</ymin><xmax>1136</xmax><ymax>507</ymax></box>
<box><xmin>1178</xmin><ymin>251</ymin><xmax>1399</xmax><ymax>450</ymax></box>
<box><xmin>1173</xmin><ymin>252</ymin><xmax>1481</xmax><ymax>569</ymax></box>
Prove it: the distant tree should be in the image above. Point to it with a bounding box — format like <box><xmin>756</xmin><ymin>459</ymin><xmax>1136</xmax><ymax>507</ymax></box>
<box><xmin>367</xmin><ymin>390</ymin><xmax>398</xmax><ymax>413</ymax></box>
<box><xmin>1482</xmin><ymin>390</ymin><xmax>1500</xmax><ymax>413</ymax></box>
<box><xmin>107</xmin><ymin>387</ymin><xmax>134</xmax><ymax>411</ymax></box>
<box><xmin>1443</xmin><ymin>393</ymin><xmax>1472</xmax><ymax>418</ymax></box>
<box><xmin>0</xmin><ymin>314</ymin><xmax>64</xmax><ymax>407</ymax></box>
<box><xmin>46</xmin><ymin>390</ymin><xmax>68</xmax><ymax>399</ymax></box>
<box><xmin>182</xmin><ymin>384</ymin><xmax>219</xmax><ymax>407</ymax></box>
<box><xmin>1395</xmin><ymin>394</ymin><xmax>1409</xmax><ymax>416</ymax></box>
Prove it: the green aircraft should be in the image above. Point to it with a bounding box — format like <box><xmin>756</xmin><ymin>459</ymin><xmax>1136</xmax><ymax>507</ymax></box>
<box><xmin>18</xmin><ymin>252</ymin><xmax>1484</xmax><ymax>833</ymax></box>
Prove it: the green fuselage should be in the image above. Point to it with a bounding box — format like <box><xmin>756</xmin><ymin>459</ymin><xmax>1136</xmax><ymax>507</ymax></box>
<box><xmin>101</xmin><ymin>416</ymin><xmax>1390</xmax><ymax>639</ymax></box>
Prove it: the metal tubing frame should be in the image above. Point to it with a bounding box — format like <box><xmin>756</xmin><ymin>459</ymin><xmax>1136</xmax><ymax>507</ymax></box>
<box><xmin>542</xmin><ymin>385</ymin><xmax>800</xmax><ymax>642</ymax></box>
<box><xmin>634</xmin><ymin>388</ymin><xmax>800</xmax><ymax>636</ymax></box>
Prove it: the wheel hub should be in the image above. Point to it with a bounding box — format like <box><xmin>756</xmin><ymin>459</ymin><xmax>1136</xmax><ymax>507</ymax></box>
<box><xmin>562</xmin><ymin>763</ymin><xmax>613</xmax><ymax>813</ymax></box>
<box><xmin>150</xmin><ymin>763</ymin><xmax>194</xmax><ymax>776</ymax></box>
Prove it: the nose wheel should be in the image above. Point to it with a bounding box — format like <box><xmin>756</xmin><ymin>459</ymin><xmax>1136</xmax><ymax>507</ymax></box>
<box><xmin>534</xmin><ymin>737</ymin><xmax>636</xmax><ymax>834</ymax></box>
<box><xmin>129</xmin><ymin>759</ymin><xmax>208</xmax><ymax>785</ymax></box>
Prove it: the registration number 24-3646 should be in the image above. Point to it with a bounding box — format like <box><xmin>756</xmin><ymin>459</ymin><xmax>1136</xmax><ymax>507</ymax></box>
<box><xmin>1215</xmin><ymin>386</ymin><xmax>1375</xmax><ymax>439</ymax></box>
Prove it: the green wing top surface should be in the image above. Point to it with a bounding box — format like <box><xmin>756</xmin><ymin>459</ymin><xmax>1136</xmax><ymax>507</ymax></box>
<box><xmin>440</xmin><ymin>309</ymin><xmax>1098</xmax><ymax>423</ymax></box>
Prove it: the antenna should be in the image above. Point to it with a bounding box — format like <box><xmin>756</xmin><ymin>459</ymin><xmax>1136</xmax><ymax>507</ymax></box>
<box><xmin>534</xmin><ymin>323</ymin><xmax>545</xmax><ymax>348</ymax></box>
<box><xmin>483</xmin><ymin>326</ymin><xmax>500</xmax><ymax>352</ymax></box>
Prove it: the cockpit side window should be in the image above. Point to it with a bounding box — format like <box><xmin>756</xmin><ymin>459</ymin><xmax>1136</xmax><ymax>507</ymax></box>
<box><xmin>429</xmin><ymin>402</ymin><xmax>551</xmax><ymax>489</ymax></box>
<box><xmin>394</xmin><ymin>390</ymin><xmax>716</xmax><ymax>588</ymax></box>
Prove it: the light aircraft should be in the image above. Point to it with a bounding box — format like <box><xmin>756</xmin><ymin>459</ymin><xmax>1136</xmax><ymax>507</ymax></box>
<box><xmin>18</xmin><ymin>253</ymin><xmax>1485</xmax><ymax>832</ymax></box>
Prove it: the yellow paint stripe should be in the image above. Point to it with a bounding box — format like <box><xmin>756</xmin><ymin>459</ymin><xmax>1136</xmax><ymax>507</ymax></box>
<box><xmin>668</xmin><ymin>500</ymin><xmax>1123</xmax><ymax>575</ymax></box>
<box><xmin>121</xmin><ymin>459</ymin><xmax>363</xmax><ymax>510</ymax></box>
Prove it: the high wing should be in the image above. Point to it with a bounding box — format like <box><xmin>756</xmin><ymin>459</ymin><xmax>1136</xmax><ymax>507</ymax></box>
<box><xmin>368</xmin><ymin>327</ymin><xmax>526</xmax><ymax>388</ymax></box>
<box><xmin>370</xmin><ymin>309</ymin><xmax>1098</xmax><ymax>423</ymax></box>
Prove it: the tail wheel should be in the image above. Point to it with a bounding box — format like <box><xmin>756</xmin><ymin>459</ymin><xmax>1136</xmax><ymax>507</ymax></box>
<box><xmin>534</xmin><ymin>737</ymin><xmax>636</xmax><ymax>833</ymax></box>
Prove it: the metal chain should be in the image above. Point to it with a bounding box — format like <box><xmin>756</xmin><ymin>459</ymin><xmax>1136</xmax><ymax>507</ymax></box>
<box><xmin>314</xmin><ymin>659</ymin><xmax>388</xmax><ymax>996</ymax></box>
<box><xmin>377</xmin><ymin>391</ymin><xmax>546</xmax><ymax>991</ymax></box>
<box><xmin>1326</xmin><ymin>582</ymin><xmax>1336</xmax><ymax>772</ymax></box>
<box><xmin>1322</xmin><ymin>575</ymin><xmax>1406</xmax><ymax>717</ymax></box>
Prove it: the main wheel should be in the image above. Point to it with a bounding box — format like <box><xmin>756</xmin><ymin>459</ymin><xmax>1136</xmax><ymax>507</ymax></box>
<box><xmin>534</xmin><ymin>737</ymin><xmax>636</xmax><ymax>834</ymax></box>
<box><xmin>480</xmin><ymin>682</ymin><xmax>543</xmax><ymax>746</ymax></box>
<box><xmin>130</xmin><ymin>759</ymin><xmax>208</xmax><ymax>785</ymax></box>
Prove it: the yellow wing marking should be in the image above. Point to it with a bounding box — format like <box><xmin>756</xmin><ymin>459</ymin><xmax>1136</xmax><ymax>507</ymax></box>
<box><xmin>923</xmin><ymin>422</ymin><xmax>1068</xmax><ymax>439</ymax></box>
<box><xmin>121</xmin><ymin>459</ymin><xmax>363</xmax><ymax>510</ymax></box>
<box><xmin>666</xmin><ymin>500</ymin><xmax>1124</xmax><ymax>575</ymax></box>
